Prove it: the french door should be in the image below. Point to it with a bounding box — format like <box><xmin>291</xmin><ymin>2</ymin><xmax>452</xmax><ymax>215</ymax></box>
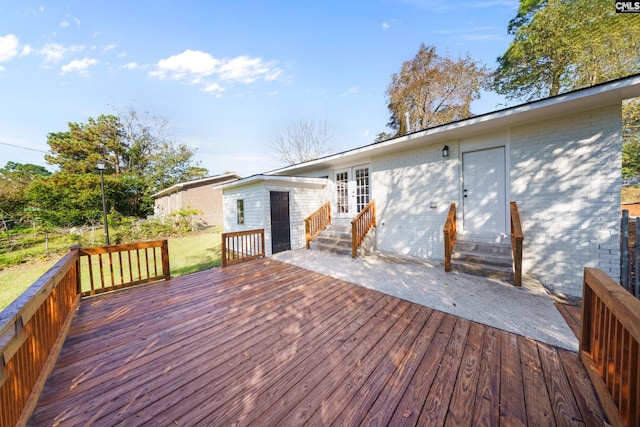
<box><xmin>334</xmin><ymin>165</ymin><xmax>370</xmax><ymax>219</ymax></box>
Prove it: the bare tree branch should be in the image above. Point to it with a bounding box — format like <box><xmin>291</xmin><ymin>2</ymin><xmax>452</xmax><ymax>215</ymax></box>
<box><xmin>270</xmin><ymin>117</ymin><xmax>334</xmax><ymax>166</ymax></box>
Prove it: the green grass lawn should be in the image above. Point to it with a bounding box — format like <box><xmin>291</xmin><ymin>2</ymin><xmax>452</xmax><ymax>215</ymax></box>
<box><xmin>0</xmin><ymin>231</ymin><xmax>222</xmax><ymax>311</ymax></box>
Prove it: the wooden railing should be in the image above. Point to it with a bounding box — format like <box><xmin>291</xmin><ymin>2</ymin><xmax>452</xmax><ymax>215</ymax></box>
<box><xmin>351</xmin><ymin>200</ymin><xmax>376</xmax><ymax>258</ymax></box>
<box><xmin>0</xmin><ymin>240</ymin><xmax>171</xmax><ymax>427</ymax></box>
<box><xmin>580</xmin><ymin>268</ymin><xmax>640</xmax><ymax>427</ymax></box>
<box><xmin>443</xmin><ymin>203</ymin><xmax>457</xmax><ymax>272</ymax></box>
<box><xmin>305</xmin><ymin>202</ymin><xmax>331</xmax><ymax>248</ymax></box>
<box><xmin>510</xmin><ymin>201</ymin><xmax>523</xmax><ymax>286</ymax></box>
<box><xmin>77</xmin><ymin>240</ymin><xmax>170</xmax><ymax>296</ymax></box>
<box><xmin>222</xmin><ymin>229</ymin><xmax>265</xmax><ymax>267</ymax></box>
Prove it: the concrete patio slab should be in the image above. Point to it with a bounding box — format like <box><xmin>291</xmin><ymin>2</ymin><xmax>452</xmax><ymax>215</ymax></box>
<box><xmin>273</xmin><ymin>249</ymin><xmax>579</xmax><ymax>352</ymax></box>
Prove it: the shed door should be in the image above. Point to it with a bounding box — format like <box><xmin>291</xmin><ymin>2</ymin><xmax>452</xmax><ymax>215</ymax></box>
<box><xmin>462</xmin><ymin>147</ymin><xmax>507</xmax><ymax>236</ymax></box>
<box><xmin>270</xmin><ymin>191</ymin><xmax>291</xmax><ymax>254</ymax></box>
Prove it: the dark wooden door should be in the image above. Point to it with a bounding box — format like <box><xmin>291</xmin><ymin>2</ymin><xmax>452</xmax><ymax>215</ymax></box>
<box><xmin>270</xmin><ymin>191</ymin><xmax>291</xmax><ymax>254</ymax></box>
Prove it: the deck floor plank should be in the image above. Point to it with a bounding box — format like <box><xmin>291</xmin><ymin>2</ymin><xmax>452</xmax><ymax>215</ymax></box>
<box><xmin>499</xmin><ymin>331</ymin><xmax>527</xmax><ymax>427</ymax></box>
<box><xmin>471</xmin><ymin>326</ymin><xmax>501</xmax><ymax>427</ymax></box>
<box><xmin>327</xmin><ymin>307</ymin><xmax>439</xmax><ymax>426</ymax></box>
<box><xmin>444</xmin><ymin>321</ymin><xmax>485</xmax><ymax>427</ymax></box>
<box><xmin>130</xmin><ymin>282</ymin><xmax>381</xmax><ymax>426</ymax></box>
<box><xmin>418</xmin><ymin>318</ymin><xmax>471</xmax><ymax>426</ymax></box>
<box><xmin>519</xmin><ymin>336</ymin><xmax>556</xmax><ymax>426</ymax></box>
<box><xmin>27</xmin><ymin>258</ymin><xmax>606</xmax><ymax>427</ymax></box>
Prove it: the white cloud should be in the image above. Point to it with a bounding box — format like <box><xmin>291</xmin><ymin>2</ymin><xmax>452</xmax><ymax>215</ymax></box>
<box><xmin>340</xmin><ymin>87</ymin><xmax>358</xmax><ymax>97</ymax></box>
<box><xmin>20</xmin><ymin>45</ymin><xmax>33</xmax><ymax>56</ymax></box>
<box><xmin>61</xmin><ymin>57</ymin><xmax>98</xmax><ymax>76</ymax></box>
<box><xmin>40</xmin><ymin>43</ymin><xmax>66</xmax><ymax>63</ymax></box>
<box><xmin>150</xmin><ymin>49</ymin><xmax>283</xmax><ymax>94</ymax></box>
<box><xmin>150</xmin><ymin>49</ymin><xmax>219</xmax><ymax>80</ymax></box>
<box><xmin>39</xmin><ymin>43</ymin><xmax>85</xmax><ymax>64</ymax></box>
<box><xmin>60</xmin><ymin>19</ymin><xmax>70</xmax><ymax>28</ymax></box>
<box><xmin>363</xmin><ymin>129</ymin><xmax>370</xmax><ymax>137</ymax></box>
<box><xmin>0</xmin><ymin>34</ymin><xmax>19</xmax><ymax>62</ymax></box>
<box><xmin>204</xmin><ymin>82</ymin><xmax>224</xmax><ymax>97</ymax></box>
<box><xmin>266</xmin><ymin>90</ymin><xmax>279</xmax><ymax>96</ymax></box>
<box><xmin>218</xmin><ymin>55</ymin><xmax>280</xmax><ymax>83</ymax></box>
<box><xmin>120</xmin><ymin>61</ymin><xmax>147</xmax><ymax>70</ymax></box>
<box><xmin>382</xmin><ymin>22</ymin><xmax>391</xmax><ymax>29</ymax></box>
<box><xmin>103</xmin><ymin>44</ymin><xmax>117</xmax><ymax>52</ymax></box>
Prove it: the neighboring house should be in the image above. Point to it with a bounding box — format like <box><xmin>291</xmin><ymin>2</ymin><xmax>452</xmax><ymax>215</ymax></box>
<box><xmin>153</xmin><ymin>173</ymin><xmax>241</xmax><ymax>227</ymax></box>
<box><xmin>222</xmin><ymin>75</ymin><xmax>640</xmax><ymax>297</ymax></box>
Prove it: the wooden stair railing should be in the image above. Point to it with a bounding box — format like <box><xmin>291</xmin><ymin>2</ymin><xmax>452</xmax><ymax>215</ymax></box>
<box><xmin>0</xmin><ymin>240</ymin><xmax>171</xmax><ymax>427</ymax></box>
<box><xmin>580</xmin><ymin>268</ymin><xmax>640</xmax><ymax>427</ymax></box>
<box><xmin>305</xmin><ymin>202</ymin><xmax>331</xmax><ymax>249</ymax></box>
<box><xmin>443</xmin><ymin>203</ymin><xmax>457</xmax><ymax>272</ymax></box>
<box><xmin>510</xmin><ymin>201</ymin><xmax>523</xmax><ymax>286</ymax></box>
<box><xmin>351</xmin><ymin>200</ymin><xmax>376</xmax><ymax>258</ymax></box>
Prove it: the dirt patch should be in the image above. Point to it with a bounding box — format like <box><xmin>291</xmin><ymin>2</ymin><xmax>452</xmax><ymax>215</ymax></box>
<box><xmin>622</xmin><ymin>202</ymin><xmax>640</xmax><ymax>217</ymax></box>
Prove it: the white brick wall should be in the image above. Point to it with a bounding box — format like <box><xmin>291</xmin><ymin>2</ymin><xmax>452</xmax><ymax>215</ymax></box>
<box><xmin>510</xmin><ymin>105</ymin><xmax>622</xmax><ymax>296</ymax></box>
<box><xmin>372</xmin><ymin>143</ymin><xmax>459</xmax><ymax>258</ymax></box>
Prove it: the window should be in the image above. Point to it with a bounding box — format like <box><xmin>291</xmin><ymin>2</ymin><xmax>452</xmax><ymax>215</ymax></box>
<box><xmin>237</xmin><ymin>199</ymin><xmax>244</xmax><ymax>224</ymax></box>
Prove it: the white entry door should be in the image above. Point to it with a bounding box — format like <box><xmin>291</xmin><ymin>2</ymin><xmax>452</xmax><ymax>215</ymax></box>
<box><xmin>462</xmin><ymin>147</ymin><xmax>507</xmax><ymax>236</ymax></box>
<box><xmin>334</xmin><ymin>165</ymin><xmax>370</xmax><ymax>219</ymax></box>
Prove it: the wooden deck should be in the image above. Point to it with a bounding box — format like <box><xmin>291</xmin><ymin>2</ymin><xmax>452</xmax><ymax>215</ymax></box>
<box><xmin>28</xmin><ymin>258</ymin><xmax>606</xmax><ymax>426</ymax></box>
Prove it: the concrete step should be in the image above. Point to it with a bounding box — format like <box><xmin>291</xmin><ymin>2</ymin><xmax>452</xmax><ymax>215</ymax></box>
<box><xmin>451</xmin><ymin>240</ymin><xmax>514</xmax><ymax>283</ymax></box>
<box><xmin>311</xmin><ymin>240</ymin><xmax>352</xmax><ymax>256</ymax></box>
<box><xmin>314</xmin><ymin>235</ymin><xmax>351</xmax><ymax>249</ymax></box>
<box><xmin>455</xmin><ymin>240</ymin><xmax>512</xmax><ymax>256</ymax></box>
<box><xmin>452</xmin><ymin>250</ymin><xmax>512</xmax><ymax>268</ymax></box>
<box><xmin>451</xmin><ymin>260</ymin><xmax>515</xmax><ymax>282</ymax></box>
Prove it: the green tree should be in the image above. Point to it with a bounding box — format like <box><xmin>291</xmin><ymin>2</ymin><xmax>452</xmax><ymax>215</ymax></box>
<box><xmin>385</xmin><ymin>44</ymin><xmax>491</xmax><ymax>136</ymax></box>
<box><xmin>0</xmin><ymin>162</ymin><xmax>51</xmax><ymax>225</ymax></box>
<box><xmin>115</xmin><ymin>106</ymin><xmax>208</xmax><ymax>193</ymax></box>
<box><xmin>374</xmin><ymin>132</ymin><xmax>393</xmax><ymax>143</ymax></box>
<box><xmin>46</xmin><ymin>115</ymin><xmax>128</xmax><ymax>174</ymax></box>
<box><xmin>30</xmin><ymin>108</ymin><xmax>208</xmax><ymax>226</ymax></box>
<box><xmin>623</xmin><ymin>99</ymin><xmax>640</xmax><ymax>179</ymax></box>
<box><xmin>495</xmin><ymin>0</ymin><xmax>640</xmax><ymax>101</ymax></box>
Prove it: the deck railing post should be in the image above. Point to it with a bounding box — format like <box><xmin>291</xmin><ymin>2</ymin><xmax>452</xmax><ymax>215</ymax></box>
<box><xmin>161</xmin><ymin>239</ymin><xmax>170</xmax><ymax>280</ymax></box>
<box><xmin>443</xmin><ymin>203</ymin><xmax>456</xmax><ymax>272</ymax></box>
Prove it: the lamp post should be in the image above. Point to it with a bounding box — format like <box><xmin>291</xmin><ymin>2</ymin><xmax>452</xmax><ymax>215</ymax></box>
<box><xmin>96</xmin><ymin>160</ymin><xmax>110</xmax><ymax>245</ymax></box>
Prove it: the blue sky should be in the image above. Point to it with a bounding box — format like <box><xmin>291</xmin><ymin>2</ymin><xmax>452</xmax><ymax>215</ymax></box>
<box><xmin>0</xmin><ymin>1</ymin><xmax>518</xmax><ymax>177</ymax></box>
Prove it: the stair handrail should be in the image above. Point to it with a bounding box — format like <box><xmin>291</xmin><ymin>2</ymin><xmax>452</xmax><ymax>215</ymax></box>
<box><xmin>510</xmin><ymin>201</ymin><xmax>523</xmax><ymax>286</ymax></box>
<box><xmin>443</xmin><ymin>203</ymin><xmax>457</xmax><ymax>272</ymax></box>
<box><xmin>351</xmin><ymin>200</ymin><xmax>376</xmax><ymax>258</ymax></box>
<box><xmin>305</xmin><ymin>201</ymin><xmax>331</xmax><ymax>249</ymax></box>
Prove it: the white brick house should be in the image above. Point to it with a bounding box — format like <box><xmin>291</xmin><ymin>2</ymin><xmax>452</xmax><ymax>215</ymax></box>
<box><xmin>222</xmin><ymin>75</ymin><xmax>640</xmax><ymax>296</ymax></box>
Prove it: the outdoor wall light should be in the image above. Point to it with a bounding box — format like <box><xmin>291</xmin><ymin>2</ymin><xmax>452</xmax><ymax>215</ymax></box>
<box><xmin>96</xmin><ymin>160</ymin><xmax>110</xmax><ymax>245</ymax></box>
<box><xmin>442</xmin><ymin>145</ymin><xmax>449</xmax><ymax>157</ymax></box>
